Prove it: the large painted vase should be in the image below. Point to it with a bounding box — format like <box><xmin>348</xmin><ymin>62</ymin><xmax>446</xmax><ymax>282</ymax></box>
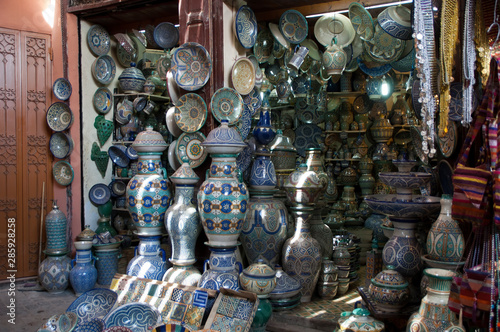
<box><xmin>198</xmin><ymin>246</ymin><xmax>242</xmax><ymax>291</ymax></box>
<box><xmin>126</xmin><ymin>126</ymin><xmax>171</xmax><ymax>236</ymax></box>
<box><xmin>126</xmin><ymin>235</ymin><xmax>167</xmax><ymax>280</ymax></box>
<box><xmin>44</xmin><ymin>200</ymin><xmax>68</xmax><ymax>255</ymax></box>
<box><xmin>198</xmin><ymin>120</ymin><xmax>249</xmax><ymax>248</ymax></box>
<box><xmin>70</xmin><ymin>241</ymin><xmax>97</xmax><ymax>296</ymax></box>
<box><xmin>38</xmin><ymin>252</ymin><xmax>71</xmax><ymax>293</ymax></box>
<box><xmin>163</xmin><ymin>264</ymin><xmax>202</xmax><ymax>286</ymax></box>
<box><xmin>165</xmin><ymin>162</ymin><xmax>201</xmax><ymax>266</ymax></box>
<box><xmin>241</xmin><ymin>189</ymin><xmax>288</xmax><ymax>268</ymax></box>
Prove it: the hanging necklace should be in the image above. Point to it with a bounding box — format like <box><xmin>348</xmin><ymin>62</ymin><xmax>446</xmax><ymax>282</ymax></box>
<box><xmin>463</xmin><ymin>0</ymin><xmax>476</xmax><ymax>125</ymax></box>
<box><xmin>476</xmin><ymin>0</ymin><xmax>491</xmax><ymax>88</ymax></box>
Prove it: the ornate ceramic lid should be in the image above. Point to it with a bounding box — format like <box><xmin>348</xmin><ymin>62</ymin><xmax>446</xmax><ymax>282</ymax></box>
<box><xmin>201</xmin><ymin>120</ymin><xmax>246</xmax><ymax>154</ymax></box>
<box><xmin>270</xmin><ymin>265</ymin><xmax>301</xmax><ymax>295</ymax></box>
<box><xmin>170</xmin><ymin>162</ymin><xmax>199</xmax><ymax>185</ymax></box>
<box><xmin>76</xmin><ymin>225</ymin><xmax>95</xmax><ymax>241</ymax></box>
<box><xmin>371</xmin><ymin>265</ymin><xmax>408</xmax><ymax>288</ymax></box>
<box><xmin>242</xmin><ymin>259</ymin><xmax>276</xmax><ymax>278</ymax></box>
<box><xmin>132</xmin><ymin>126</ymin><xmax>168</xmax><ymax>152</ymax></box>
<box><xmin>269</xmin><ymin>129</ymin><xmax>297</xmax><ymax>153</ymax></box>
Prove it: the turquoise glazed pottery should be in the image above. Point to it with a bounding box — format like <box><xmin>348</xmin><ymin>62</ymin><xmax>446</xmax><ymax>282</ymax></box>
<box><xmin>426</xmin><ymin>195</ymin><xmax>465</xmax><ymax>262</ymax></box>
<box><xmin>104</xmin><ymin>302</ymin><xmax>161</xmax><ymax>332</ymax></box>
<box><xmin>37</xmin><ymin>312</ymin><xmax>78</xmax><ymax>332</ymax></box>
<box><xmin>46</xmin><ymin>102</ymin><xmax>74</xmax><ymax>132</ymax></box>
<box><xmin>70</xmin><ymin>241</ymin><xmax>97</xmax><ymax>296</ymax></box>
<box><xmin>240</xmin><ymin>189</ymin><xmax>288</xmax><ymax>267</ymax></box>
<box><xmin>44</xmin><ymin>200</ymin><xmax>68</xmax><ymax>254</ymax></box>
<box><xmin>126</xmin><ymin>126</ymin><xmax>171</xmax><ymax>235</ymax></box>
<box><xmin>94</xmin><ymin>249</ymin><xmax>121</xmax><ymax>286</ymax></box>
<box><xmin>165</xmin><ymin>162</ymin><xmax>201</xmax><ymax>266</ymax></box>
<box><xmin>198</xmin><ymin>246</ymin><xmax>242</xmax><ymax>291</ymax></box>
<box><xmin>368</xmin><ymin>265</ymin><xmax>409</xmax><ymax>312</ymax></box>
<box><xmin>66</xmin><ymin>288</ymin><xmax>118</xmax><ymax>323</ymax></box>
<box><xmin>118</xmin><ymin>62</ymin><xmax>146</xmax><ymax>93</ymax></box>
<box><xmin>38</xmin><ymin>252</ymin><xmax>71</xmax><ymax>293</ymax></box>
<box><xmin>198</xmin><ymin>120</ymin><xmax>249</xmax><ymax>247</ymax></box>
<box><xmin>126</xmin><ymin>235</ymin><xmax>168</xmax><ymax>280</ymax></box>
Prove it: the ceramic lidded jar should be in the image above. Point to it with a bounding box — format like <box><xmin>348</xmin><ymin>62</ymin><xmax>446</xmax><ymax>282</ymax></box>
<box><xmin>283</xmin><ymin>164</ymin><xmax>324</xmax><ymax>206</ymax></box>
<box><xmin>368</xmin><ymin>265</ymin><xmax>410</xmax><ymax>312</ymax></box>
<box><xmin>118</xmin><ymin>62</ymin><xmax>146</xmax><ymax>93</ymax></box>
<box><xmin>269</xmin><ymin>265</ymin><xmax>302</xmax><ymax>300</ymax></box>
<box><xmin>44</xmin><ymin>200</ymin><xmax>68</xmax><ymax>254</ymax></box>
<box><xmin>126</xmin><ymin>126</ymin><xmax>171</xmax><ymax>235</ymax></box>
<box><xmin>198</xmin><ymin>120</ymin><xmax>249</xmax><ymax>248</ymax></box>
<box><xmin>269</xmin><ymin>129</ymin><xmax>297</xmax><ymax>172</ymax></box>
<box><xmin>339</xmin><ymin>308</ymin><xmax>385</xmax><ymax>332</ymax></box>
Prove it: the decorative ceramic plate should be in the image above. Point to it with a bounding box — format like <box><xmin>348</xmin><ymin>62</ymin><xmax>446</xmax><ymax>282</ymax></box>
<box><xmin>174</xmin><ymin>93</ymin><xmax>208</xmax><ymax>133</ymax></box>
<box><xmin>66</xmin><ymin>289</ymin><xmax>118</xmax><ymax>324</ymax></box>
<box><xmin>38</xmin><ymin>312</ymin><xmax>78</xmax><ymax>332</ymax></box>
<box><xmin>294</xmin><ymin>124</ymin><xmax>322</xmax><ymax>157</ymax></box>
<box><xmin>171</xmin><ymin>42</ymin><xmax>212</xmax><ymax>91</ymax></box>
<box><xmin>168</xmin><ymin>139</ymin><xmax>180</xmax><ymax>170</ymax></box>
<box><xmin>269</xmin><ymin>22</ymin><xmax>290</xmax><ymax>49</ymax></box>
<box><xmin>53</xmin><ymin>161</ymin><xmax>74</xmax><ymax>186</ymax></box>
<box><xmin>234</xmin><ymin>5</ymin><xmax>258</xmax><ymax>49</ymax></box>
<box><xmin>314</xmin><ymin>13</ymin><xmax>355</xmax><ymax>48</ymax></box>
<box><xmin>93</xmin><ymin>87</ymin><xmax>113</xmax><ymax>114</ymax></box>
<box><xmin>348</xmin><ymin>3</ymin><xmax>374</xmax><ymax>41</ymax></box>
<box><xmin>357</xmin><ymin>57</ymin><xmax>392</xmax><ymax>77</ymax></box>
<box><xmin>75</xmin><ymin>318</ymin><xmax>105</xmax><ymax>332</ymax></box>
<box><xmin>243</xmin><ymin>86</ymin><xmax>262</xmax><ymax>116</ymax></box>
<box><xmin>353</xmin><ymin>94</ymin><xmax>372</xmax><ymax>114</ymax></box>
<box><xmin>49</xmin><ymin>132</ymin><xmax>74</xmax><ymax>159</ymax></box>
<box><xmin>46</xmin><ymin>102</ymin><xmax>74</xmax><ymax>132</ymax></box>
<box><xmin>167</xmin><ymin>69</ymin><xmax>181</xmax><ymax>105</ymax></box>
<box><xmin>154</xmin><ymin>22</ymin><xmax>179</xmax><ymax>49</ymax></box>
<box><xmin>232</xmin><ymin>104</ymin><xmax>252</xmax><ymax>140</ymax></box>
<box><xmin>87</xmin><ymin>24</ymin><xmax>111</xmax><ymax>56</ymax></box>
<box><xmin>89</xmin><ymin>183</ymin><xmax>111</xmax><ymax>205</ymax></box>
<box><xmin>253</xmin><ymin>28</ymin><xmax>274</xmax><ymax>64</ymax></box>
<box><xmin>104</xmin><ymin>302</ymin><xmax>160</xmax><ymax>332</ymax></box>
<box><xmin>437</xmin><ymin>120</ymin><xmax>458</xmax><ymax>158</ymax></box>
<box><xmin>279</xmin><ymin>9</ymin><xmax>308</xmax><ymax>44</ymax></box>
<box><xmin>53</xmin><ymin>78</ymin><xmax>72</xmax><ymax>101</ymax></box>
<box><xmin>116</xmin><ymin>42</ymin><xmax>137</xmax><ymax>67</ymax></box>
<box><xmin>210</xmin><ymin>87</ymin><xmax>244</xmax><ymax>124</ymax></box>
<box><xmin>236</xmin><ymin>139</ymin><xmax>254</xmax><ymax>172</ymax></box>
<box><xmin>156</xmin><ymin>54</ymin><xmax>171</xmax><ymax>80</ymax></box>
<box><xmin>378</xmin><ymin>5</ymin><xmax>413</xmax><ymax>40</ymax></box>
<box><xmin>231</xmin><ymin>57</ymin><xmax>256</xmax><ymax>95</ymax></box>
<box><xmin>363</xmin><ymin>23</ymin><xmax>405</xmax><ymax>64</ymax></box>
<box><xmin>91</xmin><ymin>55</ymin><xmax>116</xmax><ymax>85</ymax></box>
<box><xmin>175</xmin><ymin>131</ymin><xmax>207</xmax><ymax>168</ymax></box>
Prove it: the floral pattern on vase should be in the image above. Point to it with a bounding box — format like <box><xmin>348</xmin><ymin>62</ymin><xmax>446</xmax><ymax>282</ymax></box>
<box><xmin>39</xmin><ymin>252</ymin><xmax>71</xmax><ymax>293</ymax></box>
<box><xmin>126</xmin><ymin>235</ymin><xmax>168</xmax><ymax>280</ymax></box>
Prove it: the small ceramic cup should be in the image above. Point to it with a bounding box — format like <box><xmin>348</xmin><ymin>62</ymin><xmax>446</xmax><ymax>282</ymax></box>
<box><xmin>288</xmin><ymin>46</ymin><xmax>309</xmax><ymax>71</ymax></box>
<box><xmin>133</xmin><ymin>96</ymin><xmax>147</xmax><ymax>112</ymax></box>
<box><xmin>143</xmin><ymin>100</ymin><xmax>156</xmax><ymax>114</ymax></box>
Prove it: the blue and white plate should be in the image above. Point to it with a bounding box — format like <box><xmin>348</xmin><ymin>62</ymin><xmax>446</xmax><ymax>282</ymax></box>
<box><xmin>243</xmin><ymin>86</ymin><xmax>262</xmax><ymax>116</ymax></box>
<box><xmin>357</xmin><ymin>57</ymin><xmax>392</xmax><ymax>77</ymax></box>
<box><xmin>87</xmin><ymin>25</ymin><xmax>111</xmax><ymax>56</ymax></box>
<box><xmin>234</xmin><ymin>5</ymin><xmax>258</xmax><ymax>49</ymax></box>
<box><xmin>104</xmin><ymin>302</ymin><xmax>161</xmax><ymax>332</ymax></box>
<box><xmin>377</xmin><ymin>5</ymin><xmax>413</xmax><ymax>40</ymax></box>
<box><xmin>232</xmin><ymin>104</ymin><xmax>252</xmax><ymax>140</ymax></box>
<box><xmin>49</xmin><ymin>132</ymin><xmax>74</xmax><ymax>159</ymax></box>
<box><xmin>171</xmin><ymin>42</ymin><xmax>212</xmax><ymax>91</ymax></box>
<box><xmin>210</xmin><ymin>87</ymin><xmax>244</xmax><ymax>125</ymax></box>
<box><xmin>46</xmin><ymin>102</ymin><xmax>74</xmax><ymax>132</ymax></box>
<box><xmin>91</xmin><ymin>55</ymin><xmax>116</xmax><ymax>85</ymax></box>
<box><xmin>154</xmin><ymin>22</ymin><xmax>179</xmax><ymax>50</ymax></box>
<box><xmin>66</xmin><ymin>289</ymin><xmax>117</xmax><ymax>324</ymax></box>
<box><xmin>92</xmin><ymin>87</ymin><xmax>113</xmax><ymax>114</ymax></box>
<box><xmin>89</xmin><ymin>183</ymin><xmax>111</xmax><ymax>205</ymax></box>
<box><xmin>348</xmin><ymin>3</ymin><xmax>374</xmax><ymax>41</ymax></box>
<box><xmin>108</xmin><ymin>145</ymin><xmax>130</xmax><ymax>168</ymax></box>
<box><xmin>294</xmin><ymin>124</ymin><xmax>322</xmax><ymax>157</ymax></box>
<box><xmin>53</xmin><ymin>161</ymin><xmax>74</xmax><ymax>186</ymax></box>
<box><xmin>53</xmin><ymin>78</ymin><xmax>72</xmax><ymax>101</ymax></box>
<box><xmin>279</xmin><ymin>9</ymin><xmax>308</xmax><ymax>44</ymax></box>
<box><xmin>363</xmin><ymin>23</ymin><xmax>405</xmax><ymax>64</ymax></box>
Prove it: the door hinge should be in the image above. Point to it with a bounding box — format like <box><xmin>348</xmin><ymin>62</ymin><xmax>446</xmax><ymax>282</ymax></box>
<box><xmin>49</xmin><ymin>47</ymin><xmax>53</xmax><ymax>61</ymax></box>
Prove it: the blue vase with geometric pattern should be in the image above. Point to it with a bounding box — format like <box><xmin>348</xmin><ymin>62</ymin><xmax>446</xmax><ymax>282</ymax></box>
<box><xmin>69</xmin><ymin>242</ymin><xmax>97</xmax><ymax>296</ymax></box>
<box><xmin>126</xmin><ymin>235</ymin><xmax>167</xmax><ymax>280</ymax></box>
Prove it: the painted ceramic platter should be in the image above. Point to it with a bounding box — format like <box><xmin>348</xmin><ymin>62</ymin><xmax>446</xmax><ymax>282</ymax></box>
<box><xmin>154</xmin><ymin>22</ymin><xmax>179</xmax><ymax>49</ymax></box>
<box><xmin>171</xmin><ymin>42</ymin><xmax>212</xmax><ymax>91</ymax></box>
<box><xmin>269</xmin><ymin>22</ymin><xmax>290</xmax><ymax>49</ymax></box>
<box><xmin>357</xmin><ymin>57</ymin><xmax>392</xmax><ymax>77</ymax></box>
<box><xmin>156</xmin><ymin>54</ymin><xmax>171</xmax><ymax>80</ymax></box>
<box><xmin>231</xmin><ymin>57</ymin><xmax>256</xmax><ymax>95</ymax></box>
<box><xmin>89</xmin><ymin>183</ymin><xmax>111</xmax><ymax>205</ymax></box>
<box><xmin>279</xmin><ymin>9</ymin><xmax>308</xmax><ymax>44</ymax></box>
<box><xmin>314</xmin><ymin>13</ymin><xmax>355</xmax><ymax>48</ymax></box>
<box><xmin>116</xmin><ymin>42</ymin><xmax>137</xmax><ymax>67</ymax></box>
<box><xmin>103</xmin><ymin>303</ymin><xmax>160</xmax><ymax>332</ymax></box>
<box><xmin>348</xmin><ymin>2</ymin><xmax>374</xmax><ymax>41</ymax></box>
<box><xmin>53</xmin><ymin>160</ymin><xmax>74</xmax><ymax>186</ymax></box>
<box><xmin>175</xmin><ymin>131</ymin><xmax>207</xmax><ymax>168</ymax></box>
<box><xmin>167</xmin><ymin>69</ymin><xmax>181</xmax><ymax>105</ymax></box>
<box><xmin>49</xmin><ymin>132</ymin><xmax>74</xmax><ymax>159</ymax></box>
<box><xmin>232</xmin><ymin>104</ymin><xmax>252</xmax><ymax>140</ymax></box>
<box><xmin>174</xmin><ymin>93</ymin><xmax>208</xmax><ymax>133</ymax></box>
<box><xmin>294</xmin><ymin>124</ymin><xmax>322</xmax><ymax>157</ymax></box>
<box><xmin>53</xmin><ymin>78</ymin><xmax>72</xmax><ymax>101</ymax></box>
<box><xmin>234</xmin><ymin>5</ymin><xmax>258</xmax><ymax>49</ymax></box>
<box><xmin>437</xmin><ymin>120</ymin><xmax>458</xmax><ymax>158</ymax></box>
<box><xmin>377</xmin><ymin>5</ymin><xmax>413</xmax><ymax>40</ymax></box>
<box><xmin>46</xmin><ymin>102</ymin><xmax>74</xmax><ymax>132</ymax></box>
<box><xmin>93</xmin><ymin>87</ymin><xmax>113</xmax><ymax>114</ymax></box>
<box><xmin>87</xmin><ymin>24</ymin><xmax>111</xmax><ymax>56</ymax></box>
<box><xmin>91</xmin><ymin>55</ymin><xmax>116</xmax><ymax>85</ymax></box>
<box><xmin>243</xmin><ymin>86</ymin><xmax>262</xmax><ymax>116</ymax></box>
<box><xmin>253</xmin><ymin>28</ymin><xmax>274</xmax><ymax>64</ymax></box>
<box><xmin>210</xmin><ymin>87</ymin><xmax>244</xmax><ymax>125</ymax></box>
<box><xmin>363</xmin><ymin>23</ymin><xmax>405</xmax><ymax>63</ymax></box>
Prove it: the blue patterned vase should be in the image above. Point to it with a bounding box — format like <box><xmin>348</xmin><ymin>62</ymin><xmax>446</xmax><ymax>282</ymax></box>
<box><xmin>70</xmin><ymin>242</ymin><xmax>97</xmax><ymax>296</ymax></box>
<box><xmin>426</xmin><ymin>195</ymin><xmax>464</xmax><ymax>262</ymax></box>
<box><xmin>198</xmin><ymin>246</ymin><xmax>242</xmax><ymax>291</ymax></box>
<box><xmin>282</xmin><ymin>207</ymin><xmax>322</xmax><ymax>302</ymax></box>
<box><xmin>126</xmin><ymin>127</ymin><xmax>171</xmax><ymax>236</ymax></box>
<box><xmin>38</xmin><ymin>252</ymin><xmax>71</xmax><ymax>293</ymax></box>
<box><xmin>165</xmin><ymin>163</ymin><xmax>201</xmax><ymax>265</ymax></box>
<box><xmin>198</xmin><ymin>120</ymin><xmax>249</xmax><ymax>248</ymax></box>
<box><xmin>241</xmin><ymin>189</ymin><xmax>288</xmax><ymax>267</ymax></box>
<box><xmin>163</xmin><ymin>264</ymin><xmax>202</xmax><ymax>286</ymax></box>
<box><xmin>126</xmin><ymin>235</ymin><xmax>167</xmax><ymax>280</ymax></box>
<box><xmin>253</xmin><ymin>109</ymin><xmax>276</xmax><ymax>146</ymax></box>
<box><xmin>94</xmin><ymin>249</ymin><xmax>121</xmax><ymax>286</ymax></box>
<box><xmin>44</xmin><ymin>200</ymin><xmax>68</xmax><ymax>254</ymax></box>
<box><xmin>249</xmin><ymin>149</ymin><xmax>277</xmax><ymax>190</ymax></box>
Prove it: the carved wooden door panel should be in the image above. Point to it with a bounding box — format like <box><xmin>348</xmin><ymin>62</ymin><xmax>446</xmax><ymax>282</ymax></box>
<box><xmin>0</xmin><ymin>28</ymin><xmax>53</xmax><ymax>279</ymax></box>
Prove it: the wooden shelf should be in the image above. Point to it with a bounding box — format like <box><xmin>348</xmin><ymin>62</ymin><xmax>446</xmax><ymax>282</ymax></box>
<box><xmin>112</xmin><ymin>141</ymin><xmax>133</xmax><ymax>145</ymax></box>
<box><xmin>113</xmin><ymin>207</ymin><xmax>129</xmax><ymax>212</ymax></box>
<box><xmin>114</xmin><ymin>93</ymin><xmax>171</xmax><ymax>102</ymax></box>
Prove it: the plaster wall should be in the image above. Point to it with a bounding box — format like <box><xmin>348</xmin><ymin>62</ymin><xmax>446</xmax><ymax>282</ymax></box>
<box><xmin>223</xmin><ymin>0</ymin><xmax>248</xmax><ymax>88</ymax></box>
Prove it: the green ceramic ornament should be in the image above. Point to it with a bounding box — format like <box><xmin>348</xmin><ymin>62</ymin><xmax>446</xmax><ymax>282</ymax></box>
<box><xmin>91</xmin><ymin>142</ymin><xmax>109</xmax><ymax>178</ymax></box>
<box><xmin>94</xmin><ymin>115</ymin><xmax>114</xmax><ymax>146</ymax></box>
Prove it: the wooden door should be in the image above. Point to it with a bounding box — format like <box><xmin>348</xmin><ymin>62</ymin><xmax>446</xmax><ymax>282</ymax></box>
<box><xmin>0</xmin><ymin>28</ymin><xmax>53</xmax><ymax>279</ymax></box>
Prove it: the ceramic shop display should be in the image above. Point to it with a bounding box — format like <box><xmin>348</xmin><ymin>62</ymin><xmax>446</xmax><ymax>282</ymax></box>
<box><xmin>118</xmin><ymin>63</ymin><xmax>146</xmax><ymax>93</ymax></box>
<box><xmin>70</xmin><ymin>241</ymin><xmax>98</xmax><ymax>296</ymax></box>
<box><xmin>198</xmin><ymin>246</ymin><xmax>242</xmax><ymax>291</ymax></box>
<box><xmin>91</xmin><ymin>55</ymin><xmax>116</xmax><ymax>85</ymax></box>
<box><xmin>126</xmin><ymin>235</ymin><xmax>168</xmax><ymax>280</ymax></box>
<box><xmin>198</xmin><ymin>120</ymin><xmax>249</xmax><ymax>248</ymax></box>
<box><xmin>44</xmin><ymin>200</ymin><xmax>68</xmax><ymax>255</ymax></box>
<box><xmin>126</xmin><ymin>126</ymin><xmax>171</xmax><ymax>235</ymax></box>
<box><xmin>38</xmin><ymin>251</ymin><xmax>71</xmax><ymax>293</ymax></box>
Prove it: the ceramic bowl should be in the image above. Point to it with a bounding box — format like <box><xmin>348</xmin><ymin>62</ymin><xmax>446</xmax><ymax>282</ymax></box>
<box><xmin>166</xmin><ymin>106</ymin><xmax>183</xmax><ymax>137</ymax></box>
<box><xmin>378</xmin><ymin>172</ymin><xmax>432</xmax><ymax>190</ymax></box>
<box><xmin>118</xmin><ymin>63</ymin><xmax>145</xmax><ymax>93</ymax></box>
<box><xmin>210</xmin><ymin>87</ymin><xmax>244</xmax><ymax>125</ymax></box>
<box><xmin>174</xmin><ymin>93</ymin><xmax>208</xmax><ymax>133</ymax></box>
<box><xmin>166</xmin><ymin>69</ymin><xmax>181</xmax><ymax>105</ymax></box>
<box><xmin>239</xmin><ymin>260</ymin><xmax>277</xmax><ymax>295</ymax></box>
<box><xmin>49</xmin><ymin>132</ymin><xmax>74</xmax><ymax>159</ymax></box>
<box><xmin>111</xmin><ymin>180</ymin><xmax>127</xmax><ymax>196</ymax></box>
<box><xmin>132</xmin><ymin>96</ymin><xmax>147</xmax><ymax>112</ymax></box>
<box><xmin>279</xmin><ymin>9</ymin><xmax>308</xmax><ymax>44</ymax></box>
<box><xmin>115</xmin><ymin>99</ymin><xmax>133</xmax><ymax>125</ymax></box>
<box><xmin>319</xmin><ymin>272</ymin><xmax>338</xmax><ymax>282</ymax></box>
<box><xmin>53</xmin><ymin>77</ymin><xmax>72</xmax><ymax>101</ymax></box>
<box><xmin>175</xmin><ymin>132</ymin><xmax>207</xmax><ymax>168</ymax></box>
<box><xmin>268</xmin><ymin>22</ymin><xmax>290</xmax><ymax>49</ymax></box>
<box><xmin>153</xmin><ymin>22</ymin><xmax>179</xmax><ymax>49</ymax></box>
<box><xmin>231</xmin><ymin>57</ymin><xmax>256</xmax><ymax>95</ymax></box>
<box><xmin>234</xmin><ymin>5</ymin><xmax>258</xmax><ymax>49</ymax></box>
<box><xmin>168</xmin><ymin>139</ymin><xmax>181</xmax><ymax>170</ymax></box>
<box><xmin>314</xmin><ymin>13</ymin><xmax>355</xmax><ymax>48</ymax></box>
<box><xmin>93</xmin><ymin>87</ymin><xmax>113</xmax><ymax>114</ymax></box>
<box><xmin>37</xmin><ymin>312</ymin><xmax>78</xmax><ymax>332</ymax></box>
<box><xmin>104</xmin><ymin>302</ymin><xmax>161</xmax><ymax>332</ymax></box>
<box><xmin>171</xmin><ymin>42</ymin><xmax>212</xmax><ymax>91</ymax></box>
<box><xmin>91</xmin><ymin>55</ymin><xmax>116</xmax><ymax>85</ymax></box>
<box><xmin>364</xmin><ymin>194</ymin><xmax>441</xmax><ymax>219</ymax></box>
<box><xmin>74</xmin><ymin>318</ymin><xmax>105</xmax><ymax>332</ymax></box>
<box><xmin>66</xmin><ymin>289</ymin><xmax>117</xmax><ymax>324</ymax></box>
<box><xmin>270</xmin><ymin>266</ymin><xmax>302</xmax><ymax>300</ymax></box>
<box><xmin>253</xmin><ymin>28</ymin><xmax>274</xmax><ymax>63</ymax></box>
<box><xmin>89</xmin><ymin>183</ymin><xmax>111</xmax><ymax>205</ymax></box>
<box><xmin>53</xmin><ymin>161</ymin><xmax>74</xmax><ymax>186</ymax></box>
<box><xmin>317</xmin><ymin>281</ymin><xmax>339</xmax><ymax>299</ymax></box>
<box><xmin>126</xmin><ymin>146</ymin><xmax>138</xmax><ymax>160</ymax></box>
<box><xmin>348</xmin><ymin>2</ymin><xmax>374</xmax><ymax>41</ymax></box>
<box><xmin>377</xmin><ymin>5</ymin><xmax>413</xmax><ymax>40</ymax></box>
<box><xmin>87</xmin><ymin>24</ymin><xmax>111</xmax><ymax>56</ymax></box>
<box><xmin>46</xmin><ymin>102</ymin><xmax>74</xmax><ymax>132</ymax></box>
<box><xmin>338</xmin><ymin>278</ymin><xmax>350</xmax><ymax>295</ymax></box>
<box><xmin>108</xmin><ymin>145</ymin><xmax>130</xmax><ymax>168</ymax></box>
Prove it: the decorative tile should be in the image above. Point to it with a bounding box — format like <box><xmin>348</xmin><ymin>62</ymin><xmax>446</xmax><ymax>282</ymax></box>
<box><xmin>192</xmin><ymin>290</ymin><xmax>208</xmax><ymax>308</ymax></box>
<box><xmin>183</xmin><ymin>305</ymin><xmax>204</xmax><ymax>330</ymax></box>
<box><xmin>171</xmin><ymin>288</ymin><xmax>184</xmax><ymax>302</ymax></box>
<box><xmin>234</xmin><ymin>299</ymin><xmax>253</xmax><ymax>321</ymax></box>
<box><xmin>170</xmin><ymin>302</ymin><xmax>187</xmax><ymax>322</ymax></box>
